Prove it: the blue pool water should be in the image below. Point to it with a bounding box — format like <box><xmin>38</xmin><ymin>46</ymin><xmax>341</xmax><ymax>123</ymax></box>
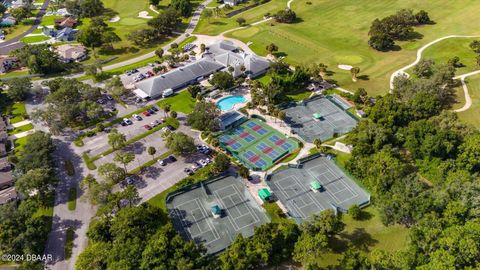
<box><xmin>216</xmin><ymin>95</ymin><xmax>246</xmax><ymax>111</ymax></box>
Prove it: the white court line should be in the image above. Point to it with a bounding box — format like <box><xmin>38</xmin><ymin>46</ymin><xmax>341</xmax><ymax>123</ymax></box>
<box><xmin>213</xmin><ymin>184</ymin><xmax>260</xmax><ymax>231</ymax></box>
<box><xmin>175</xmin><ymin>198</ymin><xmax>220</xmax><ymax>245</ymax></box>
<box><xmin>273</xmin><ymin>177</ymin><xmax>312</xmax><ymax>218</ymax></box>
<box><xmin>274</xmin><ymin>175</ymin><xmax>324</xmax><ymax>218</ymax></box>
<box><xmin>306</xmin><ymin>162</ymin><xmax>359</xmax><ymax>204</ymax></box>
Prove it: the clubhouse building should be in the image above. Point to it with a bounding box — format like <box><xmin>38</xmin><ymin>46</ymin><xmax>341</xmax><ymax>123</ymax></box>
<box><xmin>134</xmin><ymin>41</ymin><xmax>270</xmax><ymax>99</ymax></box>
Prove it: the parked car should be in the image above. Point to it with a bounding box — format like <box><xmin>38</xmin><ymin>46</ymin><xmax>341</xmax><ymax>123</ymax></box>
<box><xmin>158</xmin><ymin>160</ymin><xmax>166</xmax><ymax>166</ymax></box>
<box><xmin>144</xmin><ymin>124</ymin><xmax>152</xmax><ymax>130</ymax></box>
<box><xmin>142</xmin><ymin>111</ymin><xmax>151</xmax><ymax>117</ymax></box>
<box><xmin>110</xmin><ymin>106</ymin><xmax>117</xmax><ymax>112</ymax></box>
<box><xmin>132</xmin><ymin>114</ymin><xmax>142</xmax><ymax>121</ymax></box>
<box><xmin>147</xmin><ymin>108</ymin><xmax>156</xmax><ymax>114</ymax></box>
<box><xmin>151</xmin><ymin>106</ymin><xmax>159</xmax><ymax>112</ymax></box>
<box><xmin>97</xmin><ymin>99</ymin><xmax>105</xmax><ymax>104</ymax></box>
<box><xmin>168</xmin><ymin>155</ymin><xmax>177</xmax><ymax>162</ymax></box>
<box><xmin>167</xmin><ymin>125</ymin><xmax>175</xmax><ymax>131</ymax></box>
<box><xmin>106</xmin><ymin>95</ymin><xmax>113</xmax><ymax>100</ymax></box>
<box><xmin>199</xmin><ymin>159</ymin><xmax>208</xmax><ymax>167</ymax></box>
<box><xmin>123</xmin><ymin>118</ymin><xmax>133</xmax><ymax>125</ymax></box>
<box><xmin>151</xmin><ymin>120</ymin><xmax>160</xmax><ymax>127</ymax></box>
<box><xmin>184</xmin><ymin>168</ymin><xmax>194</xmax><ymax>175</ymax></box>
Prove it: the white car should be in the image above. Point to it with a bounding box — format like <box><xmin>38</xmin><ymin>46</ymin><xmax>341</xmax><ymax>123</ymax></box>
<box><xmin>199</xmin><ymin>159</ymin><xmax>208</xmax><ymax>167</ymax></box>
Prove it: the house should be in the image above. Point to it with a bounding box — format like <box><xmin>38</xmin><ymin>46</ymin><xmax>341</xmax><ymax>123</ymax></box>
<box><xmin>356</xmin><ymin>109</ymin><xmax>366</xmax><ymax>118</ymax></box>
<box><xmin>2</xmin><ymin>0</ymin><xmax>26</xmax><ymax>8</ymax></box>
<box><xmin>54</xmin><ymin>17</ymin><xmax>78</xmax><ymax>29</ymax></box>
<box><xmin>44</xmin><ymin>27</ymin><xmax>77</xmax><ymax>41</ymax></box>
<box><xmin>223</xmin><ymin>0</ymin><xmax>244</xmax><ymax>6</ymax></box>
<box><xmin>55</xmin><ymin>44</ymin><xmax>86</xmax><ymax>63</ymax></box>
<box><xmin>0</xmin><ymin>56</ymin><xmax>17</xmax><ymax>74</ymax></box>
<box><xmin>134</xmin><ymin>58</ymin><xmax>225</xmax><ymax>99</ymax></box>
<box><xmin>0</xmin><ymin>15</ymin><xmax>16</xmax><ymax>26</ymax></box>
<box><xmin>0</xmin><ymin>158</ymin><xmax>13</xmax><ymax>190</ymax></box>
<box><xmin>0</xmin><ymin>187</ymin><xmax>17</xmax><ymax>205</ymax></box>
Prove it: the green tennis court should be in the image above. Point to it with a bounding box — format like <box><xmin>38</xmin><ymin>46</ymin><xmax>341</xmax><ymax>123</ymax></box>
<box><xmin>219</xmin><ymin>118</ymin><xmax>300</xmax><ymax>171</ymax></box>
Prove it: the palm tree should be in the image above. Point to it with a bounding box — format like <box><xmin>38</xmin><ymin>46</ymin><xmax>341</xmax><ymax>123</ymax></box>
<box><xmin>277</xmin><ymin>111</ymin><xmax>286</xmax><ymax>126</ymax></box>
<box><xmin>350</xmin><ymin>67</ymin><xmax>360</xmax><ymax>82</ymax></box>
<box><xmin>148</xmin><ymin>146</ymin><xmax>156</xmax><ymax>160</ymax></box>
<box><xmin>164</xmin><ymin>104</ymin><xmax>171</xmax><ymax>118</ymax></box>
<box><xmin>313</xmin><ymin>138</ymin><xmax>322</xmax><ymax>149</ymax></box>
<box><xmin>266</xmin><ymin>43</ymin><xmax>278</xmax><ymax>58</ymax></box>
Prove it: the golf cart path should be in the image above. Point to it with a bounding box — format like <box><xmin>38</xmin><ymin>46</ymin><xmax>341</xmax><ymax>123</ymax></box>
<box><xmin>389</xmin><ymin>35</ymin><xmax>480</xmax><ymax>89</ymax></box>
<box><xmin>453</xmin><ymin>69</ymin><xmax>480</xmax><ymax>112</ymax></box>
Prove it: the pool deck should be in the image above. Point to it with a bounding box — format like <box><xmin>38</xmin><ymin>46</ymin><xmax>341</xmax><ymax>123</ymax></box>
<box><xmin>207</xmin><ymin>86</ymin><xmax>251</xmax><ymax>111</ymax></box>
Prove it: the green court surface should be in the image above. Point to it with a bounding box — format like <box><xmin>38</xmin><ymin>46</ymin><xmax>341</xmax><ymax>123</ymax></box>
<box><xmin>219</xmin><ymin>118</ymin><xmax>299</xmax><ymax>171</ymax></box>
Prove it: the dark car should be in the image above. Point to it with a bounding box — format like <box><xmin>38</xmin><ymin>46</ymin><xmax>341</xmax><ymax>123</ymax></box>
<box><xmin>147</xmin><ymin>108</ymin><xmax>156</xmax><ymax>114</ymax></box>
<box><xmin>151</xmin><ymin>106</ymin><xmax>159</xmax><ymax>112</ymax></box>
<box><xmin>142</xmin><ymin>111</ymin><xmax>151</xmax><ymax>117</ymax></box>
<box><xmin>167</xmin><ymin>125</ymin><xmax>175</xmax><ymax>131</ymax></box>
<box><xmin>168</xmin><ymin>155</ymin><xmax>177</xmax><ymax>162</ymax></box>
<box><xmin>184</xmin><ymin>168</ymin><xmax>194</xmax><ymax>175</ymax></box>
<box><xmin>144</xmin><ymin>125</ymin><xmax>152</xmax><ymax>130</ymax></box>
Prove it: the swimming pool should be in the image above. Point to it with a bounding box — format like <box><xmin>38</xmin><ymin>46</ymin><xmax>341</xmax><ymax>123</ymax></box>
<box><xmin>216</xmin><ymin>95</ymin><xmax>246</xmax><ymax>111</ymax></box>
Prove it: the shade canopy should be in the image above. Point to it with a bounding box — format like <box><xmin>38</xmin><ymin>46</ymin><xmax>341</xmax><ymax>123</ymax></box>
<box><xmin>313</xmin><ymin>113</ymin><xmax>322</xmax><ymax>119</ymax></box>
<box><xmin>310</xmin><ymin>180</ymin><xmax>322</xmax><ymax>190</ymax></box>
<box><xmin>258</xmin><ymin>188</ymin><xmax>272</xmax><ymax>201</ymax></box>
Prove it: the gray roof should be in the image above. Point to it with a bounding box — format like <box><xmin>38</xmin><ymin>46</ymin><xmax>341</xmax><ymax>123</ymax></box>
<box><xmin>206</xmin><ymin>41</ymin><xmax>238</xmax><ymax>55</ymax></box>
<box><xmin>213</xmin><ymin>52</ymin><xmax>270</xmax><ymax>77</ymax></box>
<box><xmin>218</xmin><ymin>111</ymin><xmax>245</xmax><ymax>130</ymax></box>
<box><xmin>135</xmin><ymin>58</ymin><xmax>224</xmax><ymax>98</ymax></box>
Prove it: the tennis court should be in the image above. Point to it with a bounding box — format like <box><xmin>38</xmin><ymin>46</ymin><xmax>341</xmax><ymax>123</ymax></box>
<box><xmin>282</xmin><ymin>96</ymin><xmax>357</xmax><ymax>142</ymax></box>
<box><xmin>266</xmin><ymin>155</ymin><xmax>370</xmax><ymax>222</ymax></box>
<box><xmin>166</xmin><ymin>175</ymin><xmax>270</xmax><ymax>254</ymax></box>
<box><xmin>219</xmin><ymin>118</ymin><xmax>300</xmax><ymax>171</ymax></box>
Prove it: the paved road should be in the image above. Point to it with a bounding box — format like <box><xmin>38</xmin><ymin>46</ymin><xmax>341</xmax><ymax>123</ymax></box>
<box><xmin>0</xmin><ymin>0</ymin><xmax>51</xmax><ymax>55</ymax></box>
<box><xmin>40</xmin><ymin>1</ymin><xmax>212</xmax><ymax>268</ymax></box>
<box><xmin>453</xmin><ymin>69</ymin><xmax>480</xmax><ymax>112</ymax></box>
<box><xmin>389</xmin><ymin>35</ymin><xmax>480</xmax><ymax>90</ymax></box>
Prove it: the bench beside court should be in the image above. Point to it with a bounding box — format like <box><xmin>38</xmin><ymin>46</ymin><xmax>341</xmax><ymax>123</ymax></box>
<box><xmin>266</xmin><ymin>154</ymin><xmax>370</xmax><ymax>223</ymax></box>
<box><xmin>166</xmin><ymin>174</ymin><xmax>270</xmax><ymax>254</ymax></box>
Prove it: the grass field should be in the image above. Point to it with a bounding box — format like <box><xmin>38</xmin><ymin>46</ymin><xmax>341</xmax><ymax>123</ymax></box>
<box><xmin>8</xmin><ymin>123</ymin><xmax>33</xmax><ymax>135</ymax></box>
<box><xmin>412</xmin><ymin>37</ymin><xmax>480</xmax><ymax>75</ymax></box>
<box><xmin>457</xmin><ymin>74</ymin><xmax>480</xmax><ymax>129</ymax></box>
<box><xmin>65</xmin><ymin>228</ymin><xmax>74</xmax><ymax>260</ymax></box>
<box><xmin>67</xmin><ymin>188</ymin><xmax>77</xmax><ymax>211</ymax></box>
<box><xmin>318</xmin><ymin>206</ymin><xmax>409</xmax><ymax>267</ymax></box>
<box><xmin>20</xmin><ymin>35</ymin><xmax>50</xmax><ymax>44</ymax></box>
<box><xmin>194</xmin><ymin>0</ymin><xmax>288</xmax><ymax>35</ymax></box>
<box><xmin>222</xmin><ymin>0</ymin><xmax>480</xmax><ymax>95</ymax></box>
<box><xmin>157</xmin><ymin>90</ymin><xmax>196</xmax><ymax>113</ymax></box>
<box><xmin>9</xmin><ymin>103</ymin><xmax>27</xmax><ymax>124</ymax></box>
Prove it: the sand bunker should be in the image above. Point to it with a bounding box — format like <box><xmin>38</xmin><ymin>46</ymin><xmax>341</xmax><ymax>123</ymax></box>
<box><xmin>138</xmin><ymin>11</ymin><xmax>153</xmax><ymax>19</ymax></box>
<box><xmin>109</xmin><ymin>16</ymin><xmax>120</xmax><ymax>22</ymax></box>
<box><xmin>338</xmin><ymin>64</ymin><xmax>353</xmax><ymax>70</ymax></box>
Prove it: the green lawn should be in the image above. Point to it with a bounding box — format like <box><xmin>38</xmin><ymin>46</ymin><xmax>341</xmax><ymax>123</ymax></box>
<box><xmin>31</xmin><ymin>28</ymin><xmax>44</xmax><ymax>34</ymax></box>
<box><xmin>2</xmin><ymin>24</ymin><xmax>31</xmax><ymax>41</ymax></box>
<box><xmin>194</xmin><ymin>0</ymin><xmax>288</xmax><ymax>35</ymax></box>
<box><xmin>318</xmin><ymin>206</ymin><xmax>409</xmax><ymax>267</ymax></box>
<box><xmin>65</xmin><ymin>228</ymin><xmax>74</xmax><ymax>260</ymax></box>
<box><xmin>67</xmin><ymin>188</ymin><xmax>77</xmax><ymax>211</ymax></box>
<box><xmin>0</xmin><ymin>69</ymin><xmax>29</xmax><ymax>79</ymax></box>
<box><xmin>8</xmin><ymin>123</ymin><xmax>33</xmax><ymax>135</ymax></box>
<box><xmin>263</xmin><ymin>202</ymin><xmax>294</xmax><ymax>224</ymax></box>
<box><xmin>9</xmin><ymin>102</ymin><xmax>27</xmax><ymax>124</ymax></box>
<box><xmin>458</xmin><ymin>74</ymin><xmax>480</xmax><ymax>129</ymax></box>
<box><xmin>14</xmin><ymin>136</ymin><xmax>28</xmax><ymax>153</ymax></box>
<box><xmin>413</xmin><ymin>37</ymin><xmax>480</xmax><ymax>75</ymax></box>
<box><xmin>224</xmin><ymin>0</ymin><xmax>480</xmax><ymax>96</ymax></box>
<box><xmin>20</xmin><ymin>35</ymin><xmax>51</xmax><ymax>44</ymax></box>
<box><xmin>40</xmin><ymin>15</ymin><xmax>62</xmax><ymax>27</ymax></box>
<box><xmin>65</xmin><ymin>159</ymin><xmax>75</xmax><ymax>176</ymax></box>
<box><xmin>157</xmin><ymin>90</ymin><xmax>197</xmax><ymax>113</ymax></box>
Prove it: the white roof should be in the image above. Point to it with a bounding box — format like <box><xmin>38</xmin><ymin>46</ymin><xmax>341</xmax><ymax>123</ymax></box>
<box><xmin>133</xmin><ymin>88</ymin><xmax>150</xmax><ymax>99</ymax></box>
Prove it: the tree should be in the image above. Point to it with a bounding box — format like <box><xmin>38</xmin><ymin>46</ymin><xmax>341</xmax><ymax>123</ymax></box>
<box><xmin>5</xmin><ymin>77</ymin><xmax>31</xmax><ymax>101</ymax></box>
<box><xmin>469</xmin><ymin>40</ymin><xmax>480</xmax><ymax>53</ymax></box>
<box><xmin>11</xmin><ymin>44</ymin><xmax>64</xmax><ymax>74</ymax></box>
<box><xmin>353</xmin><ymin>88</ymin><xmax>368</xmax><ymax>104</ymax></box>
<box><xmin>477</xmin><ymin>55</ymin><xmax>480</xmax><ymax>67</ymax></box>
<box><xmin>447</xmin><ymin>56</ymin><xmax>461</xmax><ymax>68</ymax></box>
<box><xmin>114</xmin><ymin>151</ymin><xmax>135</xmax><ymax>173</ymax></box>
<box><xmin>204</xmin><ymin>9</ymin><xmax>213</xmax><ymax>22</ymax></box>
<box><xmin>265</xmin><ymin>43</ymin><xmax>278</xmax><ymax>57</ymax></box>
<box><xmin>239</xmin><ymin>165</ymin><xmax>249</xmax><ymax>179</ymax></box>
<box><xmin>187</xmin><ymin>100</ymin><xmax>220</xmax><ymax>131</ymax></box>
<box><xmin>155</xmin><ymin>48</ymin><xmax>164</xmax><ymax>58</ymax></box>
<box><xmin>170</xmin><ymin>110</ymin><xmax>177</xmax><ymax>119</ymax></box>
<box><xmin>313</xmin><ymin>138</ymin><xmax>322</xmax><ymax>149</ymax></box>
<box><xmin>98</xmin><ymin>163</ymin><xmax>126</xmax><ymax>184</ymax></box>
<box><xmin>108</xmin><ymin>129</ymin><xmax>127</xmax><ymax>150</ymax></box>
<box><xmin>79</xmin><ymin>174</ymin><xmax>111</xmax><ymax>205</ymax></box>
<box><xmin>350</xmin><ymin>67</ymin><xmax>360</xmax><ymax>81</ymax></box>
<box><xmin>106</xmin><ymin>77</ymin><xmax>127</xmax><ymax>98</ymax></box>
<box><xmin>147</xmin><ymin>146</ymin><xmax>156</xmax><ymax>160</ymax></box>
<box><xmin>10</xmin><ymin>6</ymin><xmax>31</xmax><ymax>21</ymax></box>
<box><xmin>368</xmin><ymin>33</ymin><xmax>395</xmax><ymax>51</ymax></box>
<box><xmin>413</xmin><ymin>59</ymin><xmax>435</xmax><ymax>78</ymax></box>
<box><xmin>164</xmin><ymin>132</ymin><xmax>196</xmax><ymax>155</ymax></box>
<box><xmin>274</xmin><ymin>9</ymin><xmax>296</xmax><ymax>23</ymax></box>
<box><xmin>66</xmin><ymin>0</ymin><xmax>104</xmax><ymax>17</ymax></box>
<box><xmin>77</xmin><ymin>18</ymin><xmax>119</xmax><ymax>50</ymax></box>
<box><xmin>348</xmin><ymin>204</ymin><xmax>362</xmax><ymax>220</ymax></box>
<box><xmin>148</xmin><ymin>8</ymin><xmax>182</xmax><ymax>37</ymax></box>
<box><xmin>163</xmin><ymin>104</ymin><xmax>171</xmax><ymax>118</ymax></box>
<box><xmin>457</xmin><ymin>134</ymin><xmax>480</xmax><ymax>173</ymax></box>
<box><xmin>170</xmin><ymin>0</ymin><xmax>193</xmax><ymax>17</ymax></box>
<box><xmin>0</xmin><ymin>4</ymin><xmax>7</xmax><ymax>16</ymax></box>
<box><xmin>16</xmin><ymin>168</ymin><xmax>55</xmax><ymax>202</ymax></box>
<box><xmin>236</xmin><ymin>17</ymin><xmax>246</xmax><ymax>26</ymax></box>
<box><xmin>415</xmin><ymin>10</ymin><xmax>430</xmax><ymax>24</ymax></box>
<box><xmin>211</xmin><ymin>71</ymin><xmax>234</xmax><ymax>90</ymax></box>
<box><xmin>200</xmin><ymin>43</ymin><xmax>206</xmax><ymax>53</ymax></box>
<box><xmin>149</xmin><ymin>0</ymin><xmax>160</xmax><ymax>6</ymax></box>
<box><xmin>213</xmin><ymin>153</ymin><xmax>230</xmax><ymax>173</ymax></box>
<box><xmin>187</xmin><ymin>85</ymin><xmax>202</xmax><ymax>98</ymax></box>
